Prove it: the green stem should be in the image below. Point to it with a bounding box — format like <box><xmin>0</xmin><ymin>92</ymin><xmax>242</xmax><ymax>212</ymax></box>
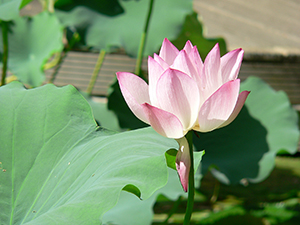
<box><xmin>183</xmin><ymin>131</ymin><xmax>194</xmax><ymax>225</ymax></box>
<box><xmin>1</xmin><ymin>21</ymin><xmax>8</xmax><ymax>86</ymax></box>
<box><xmin>134</xmin><ymin>0</ymin><xmax>154</xmax><ymax>76</ymax></box>
<box><xmin>48</xmin><ymin>52</ymin><xmax>65</xmax><ymax>84</ymax></box>
<box><xmin>210</xmin><ymin>177</ymin><xmax>220</xmax><ymax>203</ymax></box>
<box><xmin>86</xmin><ymin>49</ymin><xmax>106</xmax><ymax>95</ymax></box>
<box><xmin>162</xmin><ymin>196</ymin><xmax>182</xmax><ymax>225</ymax></box>
<box><xmin>49</xmin><ymin>32</ymin><xmax>80</xmax><ymax>83</ymax></box>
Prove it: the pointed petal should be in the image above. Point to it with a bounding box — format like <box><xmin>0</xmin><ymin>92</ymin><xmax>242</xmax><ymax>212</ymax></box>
<box><xmin>189</xmin><ymin>46</ymin><xmax>203</xmax><ymax>77</ymax></box>
<box><xmin>221</xmin><ymin>48</ymin><xmax>244</xmax><ymax>82</ymax></box>
<box><xmin>117</xmin><ymin>72</ymin><xmax>150</xmax><ymax>124</ymax></box>
<box><xmin>142</xmin><ymin>103</ymin><xmax>184</xmax><ymax>138</ymax></box>
<box><xmin>153</xmin><ymin>53</ymin><xmax>169</xmax><ymax>70</ymax></box>
<box><xmin>171</xmin><ymin>50</ymin><xmax>198</xmax><ymax>82</ymax></box>
<box><xmin>175</xmin><ymin>137</ymin><xmax>191</xmax><ymax>192</ymax></box>
<box><xmin>198</xmin><ymin>79</ymin><xmax>240</xmax><ymax>132</ymax></box>
<box><xmin>218</xmin><ymin>90</ymin><xmax>250</xmax><ymax>128</ymax></box>
<box><xmin>148</xmin><ymin>56</ymin><xmax>165</xmax><ymax>106</ymax></box>
<box><xmin>183</xmin><ymin>40</ymin><xmax>194</xmax><ymax>54</ymax></box>
<box><xmin>201</xmin><ymin>43</ymin><xmax>222</xmax><ymax>101</ymax></box>
<box><xmin>159</xmin><ymin>38</ymin><xmax>179</xmax><ymax>65</ymax></box>
<box><xmin>156</xmin><ymin>69</ymin><xmax>200</xmax><ymax>131</ymax></box>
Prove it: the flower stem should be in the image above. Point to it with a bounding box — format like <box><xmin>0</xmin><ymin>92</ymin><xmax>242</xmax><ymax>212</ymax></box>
<box><xmin>162</xmin><ymin>196</ymin><xmax>182</xmax><ymax>224</ymax></box>
<box><xmin>86</xmin><ymin>49</ymin><xmax>106</xmax><ymax>95</ymax></box>
<box><xmin>210</xmin><ymin>178</ymin><xmax>220</xmax><ymax>203</ymax></box>
<box><xmin>134</xmin><ymin>0</ymin><xmax>154</xmax><ymax>76</ymax></box>
<box><xmin>48</xmin><ymin>31</ymin><xmax>80</xmax><ymax>83</ymax></box>
<box><xmin>1</xmin><ymin>21</ymin><xmax>9</xmax><ymax>86</ymax></box>
<box><xmin>183</xmin><ymin>131</ymin><xmax>194</xmax><ymax>225</ymax></box>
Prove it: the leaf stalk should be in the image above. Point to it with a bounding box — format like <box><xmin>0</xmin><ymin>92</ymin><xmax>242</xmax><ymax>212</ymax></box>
<box><xmin>86</xmin><ymin>49</ymin><xmax>106</xmax><ymax>95</ymax></box>
<box><xmin>134</xmin><ymin>0</ymin><xmax>154</xmax><ymax>76</ymax></box>
<box><xmin>183</xmin><ymin>131</ymin><xmax>194</xmax><ymax>225</ymax></box>
<box><xmin>1</xmin><ymin>21</ymin><xmax>9</xmax><ymax>86</ymax></box>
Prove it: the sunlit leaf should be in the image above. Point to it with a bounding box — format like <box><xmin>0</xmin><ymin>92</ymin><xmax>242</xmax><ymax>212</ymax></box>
<box><xmin>194</xmin><ymin>77</ymin><xmax>299</xmax><ymax>184</ymax></box>
<box><xmin>200</xmin><ymin>206</ymin><xmax>246</xmax><ymax>225</ymax></box>
<box><xmin>19</xmin><ymin>0</ymin><xmax>34</xmax><ymax>9</ymax></box>
<box><xmin>81</xmin><ymin>92</ymin><xmax>121</xmax><ymax>131</ymax></box>
<box><xmin>0</xmin><ymin>81</ymin><xmax>178</xmax><ymax>224</ymax></box>
<box><xmin>55</xmin><ymin>0</ymin><xmax>193</xmax><ymax>56</ymax></box>
<box><xmin>102</xmin><ymin>151</ymin><xmax>204</xmax><ymax>225</ymax></box>
<box><xmin>102</xmin><ymin>168</ymin><xmax>184</xmax><ymax>225</ymax></box>
<box><xmin>0</xmin><ymin>12</ymin><xmax>63</xmax><ymax>87</ymax></box>
<box><xmin>252</xmin><ymin>203</ymin><xmax>298</xmax><ymax>224</ymax></box>
<box><xmin>0</xmin><ymin>0</ymin><xmax>22</xmax><ymax>21</ymax></box>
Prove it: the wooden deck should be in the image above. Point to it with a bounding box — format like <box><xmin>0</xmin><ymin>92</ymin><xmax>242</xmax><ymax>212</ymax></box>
<box><xmin>193</xmin><ymin>0</ymin><xmax>300</xmax><ymax>55</ymax></box>
<box><xmin>17</xmin><ymin>0</ymin><xmax>300</xmax><ymax>105</ymax></box>
<box><xmin>21</xmin><ymin>0</ymin><xmax>300</xmax><ymax>55</ymax></box>
<box><xmin>45</xmin><ymin>51</ymin><xmax>300</xmax><ymax>105</ymax></box>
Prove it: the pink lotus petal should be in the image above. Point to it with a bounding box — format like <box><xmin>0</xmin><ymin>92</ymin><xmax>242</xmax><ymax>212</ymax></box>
<box><xmin>218</xmin><ymin>90</ymin><xmax>250</xmax><ymax>128</ymax></box>
<box><xmin>159</xmin><ymin>38</ymin><xmax>179</xmax><ymax>65</ymax></box>
<box><xmin>148</xmin><ymin>56</ymin><xmax>165</xmax><ymax>106</ymax></box>
<box><xmin>156</xmin><ymin>69</ymin><xmax>200</xmax><ymax>131</ymax></box>
<box><xmin>117</xmin><ymin>72</ymin><xmax>150</xmax><ymax>124</ymax></box>
<box><xmin>142</xmin><ymin>103</ymin><xmax>184</xmax><ymax>138</ymax></box>
<box><xmin>171</xmin><ymin>50</ymin><xmax>198</xmax><ymax>81</ymax></box>
<box><xmin>198</xmin><ymin>79</ymin><xmax>240</xmax><ymax>132</ymax></box>
<box><xmin>183</xmin><ymin>40</ymin><xmax>194</xmax><ymax>54</ymax></box>
<box><xmin>202</xmin><ymin>43</ymin><xmax>222</xmax><ymax>101</ymax></box>
<box><xmin>175</xmin><ymin>137</ymin><xmax>191</xmax><ymax>192</ymax></box>
<box><xmin>221</xmin><ymin>48</ymin><xmax>244</xmax><ymax>82</ymax></box>
<box><xmin>189</xmin><ymin>46</ymin><xmax>203</xmax><ymax>79</ymax></box>
<box><xmin>153</xmin><ymin>53</ymin><xmax>169</xmax><ymax>70</ymax></box>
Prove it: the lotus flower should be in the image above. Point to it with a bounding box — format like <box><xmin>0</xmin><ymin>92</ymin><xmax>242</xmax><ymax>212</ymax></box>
<box><xmin>117</xmin><ymin>38</ymin><xmax>249</xmax><ymax>191</ymax></box>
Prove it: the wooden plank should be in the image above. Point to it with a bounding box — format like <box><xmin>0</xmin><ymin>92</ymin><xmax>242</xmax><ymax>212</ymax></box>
<box><xmin>45</xmin><ymin>52</ymin><xmax>148</xmax><ymax>96</ymax></box>
<box><xmin>45</xmin><ymin>52</ymin><xmax>300</xmax><ymax>105</ymax></box>
<box><xmin>193</xmin><ymin>0</ymin><xmax>300</xmax><ymax>55</ymax></box>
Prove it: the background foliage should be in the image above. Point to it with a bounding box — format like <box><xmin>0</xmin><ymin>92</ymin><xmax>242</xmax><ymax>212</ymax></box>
<box><xmin>0</xmin><ymin>0</ymin><xmax>299</xmax><ymax>224</ymax></box>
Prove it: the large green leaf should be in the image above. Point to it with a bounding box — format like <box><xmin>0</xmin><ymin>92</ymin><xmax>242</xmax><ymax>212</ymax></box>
<box><xmin>240</xmin><ymin>76</ymin><xmax>299</xmax><ymax>182</ymax></box>
<box><xmin>0</xmin><ymin>81</ymin><xmax>178</xmax><ymax>224</ymax></box>
<box><xmin>195</xmin><ymin>77</ymin><xmax>299</xmax><ymax>184</ymax></box>
<box><xmin>81</xmin><ymin>92</ymin><xmax>121</xmax><ymax>131</ymax></box>
<box><xmin>102</xmin><ymin>151</ymin><xmax>204</xmax><ymax>225</ymax></box>
<box><xmin>19</xmin><ymin>0</ymin><xmax>34</xmax><ymax>10</ymax></box>
<box><xmin>55</xmin><ymin>0</ymin><xmax>193</xmax><ymax>56</ymax></box>
<box><xmin>102</xmin><ymin>168</ymin><xmax>185</xmax><ymax>225</ymax></box>
<box><xmin>0</xmin><ymin>0</ymin><xmax>22</xmax><ymax>21</ymax></box>
<box><xmin>0</xmin><ymin>12</ymin><xmax>63</xmax><ymax>87</ymax></box>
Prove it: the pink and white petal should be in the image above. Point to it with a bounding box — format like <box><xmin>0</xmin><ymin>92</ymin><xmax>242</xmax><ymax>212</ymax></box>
<box><xmin>186</xmin><ymin>46</ymin><xmax>203</xmax><ymax>92</ymax></box>
<box><xmin>159</xmin><ymin>38</ymin><xmax>179</xmax><ymax>65</ymax></box>
<box><xmin>198</xmin><ymin>79</ymin><xmax>240</xmax><ymax>132</ymax></box>
<box><xmin>175</xmin><ymin>137</ymin><xmax>191</xmax><ymax>192</ymax></box>
<box><xmin>189</xmin><ymin>46</ymin><xmax>203</xmax><ymax>78</ymax></box>
<box><xmin>218</xmin><ymin>90</ymin><xmax>250</xmax><ymax>128</ymax></box>
<box><xmin>183</xmin><ymin>40</ymin><xmax>194</xmax><ymax>54</ymax></box>
<box><xmin>202</xmin><ymin>43</ymin><xmax>222</xmax><ymax>95</ymax></box>
<box><xmin>171</xmin><ymin>50</ymin><xmax>198</xmax><ymax>81</ymax></box>
<box><xmin>156</xmin><ymin>69</ymin><xmax>200</xmax><ymax>131</ymax></box>
<box><xmin>117</xmin><ymin>72</ymin><xmax>150</xmax><ymax>124</ymax></box>
<box><xmin>153</xmin><ymin>53</ymin><xmax>169</xmax><ymax>70</ymax></box>
<box><xmin>142</xmin><ymin>103</ymin><xmax>185</xmax><ymax>138</ymax></box>
<box><xmin>220</xmin><ymin>48</ymin><xmax>244</xmax><ymax>82</ymax></box>
<box><xmin>148</xmin><ymin>56</ymin><xmax>165</xmax><ymax>106</ymax></box>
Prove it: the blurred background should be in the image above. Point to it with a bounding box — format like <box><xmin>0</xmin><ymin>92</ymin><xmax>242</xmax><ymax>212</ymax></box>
<box><xmin>3</xmin><ymin>0</ymin><xmax>300</xmax><ymax>224</ymax></box>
